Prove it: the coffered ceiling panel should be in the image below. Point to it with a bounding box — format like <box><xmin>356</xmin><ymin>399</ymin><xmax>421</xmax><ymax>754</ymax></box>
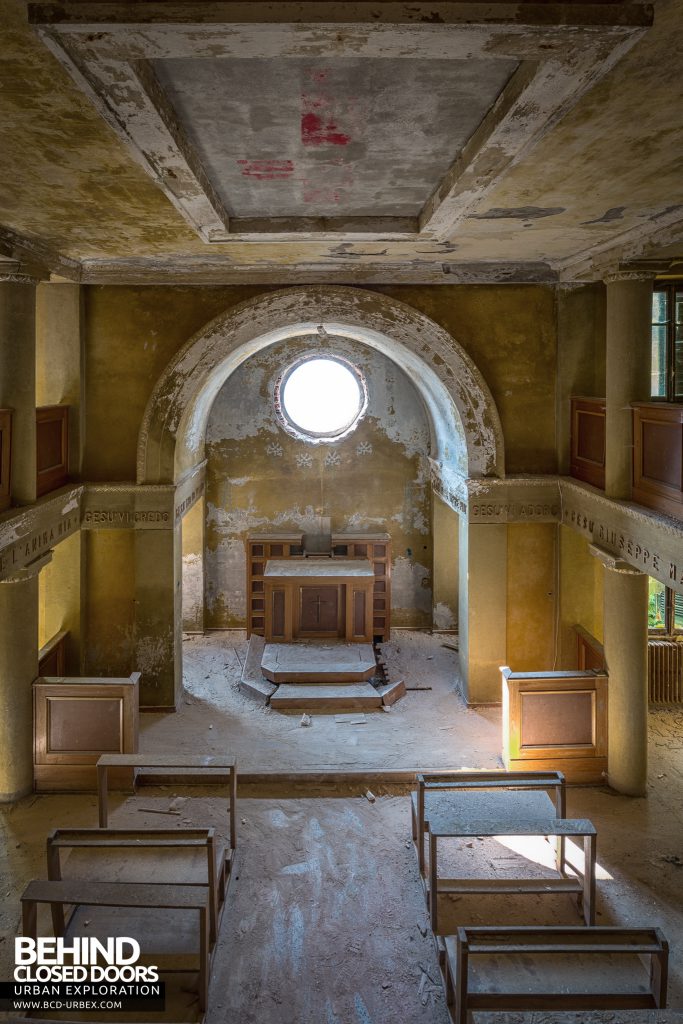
<box><xmin>152</xmin><ymin>56</ymin><xmax>519</xmax><ymax>220</ymax></box>
<box><xmin>30</xmin><ymin>2</ymin><xmax>651</xmax><ymax>245</ymax></box>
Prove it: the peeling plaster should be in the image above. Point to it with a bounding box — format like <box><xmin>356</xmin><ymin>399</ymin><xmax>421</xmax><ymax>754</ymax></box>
<box><xmin>391</xmin><ymin>556</ymin><xmax>432</xmax><ymax>620</ymax></box>
<box><xmin>433</xmin><ymin>601</ymin><xmax>457</xmax><ymax>630</ymax></box>
<box><xmin>137</xmin><ymin>286</ymin><xmax>504</xmax><ymax>487</ymax></box>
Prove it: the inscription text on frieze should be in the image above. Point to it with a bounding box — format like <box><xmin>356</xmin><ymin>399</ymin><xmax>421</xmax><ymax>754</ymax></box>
<box><xmin>83</xmin><ymin>510</ymin><xmax>169</xmax><ymax>526</ymax></box>
<box><xmin>564</xmin><ymin>505</ymin><xmax>682</xmax><ymax>585</ymax></box>
<box><xmin>0</xmin><ymin>513</ymin><xmax>78</xmax><ymax>575</ymax></box>
<box><xmin>470</xmin><ymin>502</ymin><xmax>560</xmax><ymax>521</ymax></box>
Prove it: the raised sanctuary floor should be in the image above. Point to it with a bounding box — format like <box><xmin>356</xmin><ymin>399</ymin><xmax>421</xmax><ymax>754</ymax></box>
<box><xmin>261</xmin><ymin>641</ymin><xmax>377</xmax><ymax>682</ymax></box>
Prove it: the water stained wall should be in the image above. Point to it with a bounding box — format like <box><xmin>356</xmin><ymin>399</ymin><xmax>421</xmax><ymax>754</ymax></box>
<box><xmin>203</xmin><ymin>334</ymin><xmax>433</xmax><ymax>628</ymax></box>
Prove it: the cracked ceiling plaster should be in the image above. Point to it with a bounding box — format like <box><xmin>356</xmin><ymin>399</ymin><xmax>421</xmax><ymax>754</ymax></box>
<box><xmin>0</xmin><ymin>0</ymin><xmax>681</xmax><ymax>282</ymax></box>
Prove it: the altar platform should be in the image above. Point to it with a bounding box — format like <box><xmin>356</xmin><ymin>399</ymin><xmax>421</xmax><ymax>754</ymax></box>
<box><xmin>261</xmin><ymin>641</ymin><xmax>376</xmax><ymax>683</ymax></box>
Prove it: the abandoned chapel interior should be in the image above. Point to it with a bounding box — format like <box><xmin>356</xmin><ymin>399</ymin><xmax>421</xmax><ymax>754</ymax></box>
<box><xmin>0</xmin><ymin>1</ymin><xmax>682</xmax><ymax>1022</ymax></box>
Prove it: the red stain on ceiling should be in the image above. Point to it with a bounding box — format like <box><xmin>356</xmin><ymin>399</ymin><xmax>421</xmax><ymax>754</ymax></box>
<box><xmin>237</xmin><ymin>159</ymin><xmax>294</xmax><ymax>180</ymax></box>
<box><xmin>301</xmin><ymin>72</ymin><xmax>351</xmax><ymax>146</ymax></box>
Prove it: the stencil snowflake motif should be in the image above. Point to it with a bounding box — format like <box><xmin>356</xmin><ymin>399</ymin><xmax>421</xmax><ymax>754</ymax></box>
<box><xmin>356</xmin><ymin>441</ymin><xmax>373</xmax><ymax>456</ymax></box>
<box><xmin>324</xmin><ymin>449</ymin><xmax>342</xmax><ymax>467</ymax></box>
<box><xmin>295</xmin><ymin>451</ymin><xmax>314</xmax><ymax>469</ymax></box>
<box><xmin>266</xmin><ymin>442</ymin><xmax>283</xmax><ymax>458</ymax></box>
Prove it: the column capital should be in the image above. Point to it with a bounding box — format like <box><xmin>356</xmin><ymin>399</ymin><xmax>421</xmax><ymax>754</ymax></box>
<box><xmin>588</xmin><ymin>543</ymin><xmax>644</xmax><ymax>575</ymax></box>
<box><xmin>603</xmin><ymin>270</ymin><xmax>656</xmax><ymax>284</ymax></box>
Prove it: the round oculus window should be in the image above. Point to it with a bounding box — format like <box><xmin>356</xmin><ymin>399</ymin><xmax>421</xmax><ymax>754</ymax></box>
<box><xmin>278</xmin><ymin>356</ymin><xmax>366</xmax><ymax>441</ymax></box>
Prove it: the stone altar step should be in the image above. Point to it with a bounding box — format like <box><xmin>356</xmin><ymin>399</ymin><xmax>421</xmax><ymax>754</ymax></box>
<box><xmin>270</xmin><ymin>683</ymin><xmax>382</xmax><ymax>711</ymax></box>
<box><xmin>239</xmin><ymin>635</ymin><xmax>277</xmax><ymax>703</ymax></box>
<box><xmin>261</xmin><ymin>642</ymin><xmax>376</xmax><ymax>683</ymax></box>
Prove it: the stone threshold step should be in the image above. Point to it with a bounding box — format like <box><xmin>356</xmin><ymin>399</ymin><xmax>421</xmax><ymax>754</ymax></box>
<box><xmin>270</xmin><ymin>683</ymin><xmax>382</xmax><ymax>710</ymax></box>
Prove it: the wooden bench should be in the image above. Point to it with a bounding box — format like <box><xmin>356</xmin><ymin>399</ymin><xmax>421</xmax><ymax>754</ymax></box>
<box><xmin>96</xmin><ymin>753</ymin><xmax>237</xmax><ymax>850</ymax></box>
<box><xmin>411</xmin><ymin>770</ymin><xmax>566</xmax><ymax>877</ymax></box>
<box><xmin>444</xmin><ymin>926</ymin><xmax>669</xmax><ymax>1024</ymax></box>
<box><xmin>46</xmin><ymin>827</ymin><xmax>233</xmax><ymax>947</ymax></box>
<box><xmin>20</xmin><ymin>878</ymin><xmax>211</xmax><ymax>1011</ymax></box>
<box><xmin>428</xmin><ymin>812</ymin><xmax>596</xmax><ymax>932</ymax></box>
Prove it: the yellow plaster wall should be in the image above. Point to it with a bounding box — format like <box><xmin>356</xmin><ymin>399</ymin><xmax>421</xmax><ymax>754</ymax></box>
<box><xmin>83</xmin><ymin>283</ymin><xmax>557</xmax><ymax>481</ymax></box>
<box><xmin>376</xmin><ymin>285</ymin><xmax>557</xmax><ymax>474</ymax></box>
<box><xmin>83</xmin><ymin>530</ymin><xmax>135</xmax><ymax>676</ymax></box>
<box><xmin>38</xmin><ymin>529</ymin><xmax>82</xmax><ymax>671</ymax></box>
<box><xmin>432</xmin><ymin>494</ymin><xmax>459</xmax><ymax>630</ymax></box>
<box><xmin>506</xmin><ymin>523</ymin><xmax>557</xmax><ymax>670</ymax></box>
<box><xmin>182</xmin><ymin>497</ymin><xmax>205</xmax><ymax>632</ymax></box>
<box><xmin>83</xmin><ymin>285</ymin><xmax>276</xmax><ymax>480</ymax></box>
<box><xmin>558</xmin><ymin>524</ymin><xmax>604</xmax><ymax>668</ymax></box>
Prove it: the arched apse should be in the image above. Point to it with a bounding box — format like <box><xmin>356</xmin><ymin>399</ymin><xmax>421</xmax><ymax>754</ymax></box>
<box><xmin>136</xmin><ymin>287</ymin><xmax>505</xmax><ymax>493</ymax></box>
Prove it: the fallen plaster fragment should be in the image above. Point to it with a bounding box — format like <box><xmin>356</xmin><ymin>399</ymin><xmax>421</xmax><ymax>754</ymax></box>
<box><xmin>365</xmin><ymin>790</ymin><xmax>376</xmax><ymax>803</ymax></box>
<box><xmin>300</xmin><ymin>713</ymin><xmax>312</xmax><ymax>727</ymax></box>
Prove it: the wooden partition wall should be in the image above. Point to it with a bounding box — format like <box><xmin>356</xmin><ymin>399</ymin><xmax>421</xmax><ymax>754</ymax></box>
<box><xmin>570</xmin><ymin>397</ymin><xmax>606</xmax><ymax>489</ymax></box>
<box><xmin>632</xmin><ymin>402</ymin><xmax>683</xmax><ymax>520</ymax></box>
<box><xmin>36</xmin><ymin>405</ymin><xmax>69</xmax><ymax>497</ymax></box>
<box><xmin>575</xmin><ymin>624</ymin><xmax>606</xmax><ymax>671</ymax></box>
<box><xmin>38</xmin><ymin>629</ymin><xmax>69</xmax><ymax>676</ymax></box>
<box><xmin>0</xmin><ymin>408</ymin><xmax>11</xmax><ymax>511</ymax></box>
<box><xmin>33</xmin><ymin>673</ymin><xmax>139</xmax><ymax>791</ymax></box>
<box><xmin>501</xmin><ymin>666</ymin><xmax>608</xmax><ymax>783</ymax></box>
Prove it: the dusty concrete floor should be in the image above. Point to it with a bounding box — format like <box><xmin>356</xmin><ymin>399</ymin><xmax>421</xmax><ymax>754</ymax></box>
<box><xmin>141</xmin><ymin>629</ymin><xmax>501</xmax><ymax>771</ymax></box>
<box><xmin>1</xmin><ymin>631</ymin><xmax>683</xmax><ymax>1022</ymax></box>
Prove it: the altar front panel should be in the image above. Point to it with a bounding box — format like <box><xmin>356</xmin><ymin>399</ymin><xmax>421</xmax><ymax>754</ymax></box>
<box><xmin>263</xmin><ymin>560</ymin><xmax>374</xmax><ymax>643</ymax></box>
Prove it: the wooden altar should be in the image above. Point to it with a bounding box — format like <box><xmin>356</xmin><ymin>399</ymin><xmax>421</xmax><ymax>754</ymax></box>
<box><xmin>246</xmin><ymin>532</ymin><xmax>391</xmax><ymax>640</ymax></box>
<box><xmin>263</xmin><ymin>559</ymin><xmax>375</xmax><ymax>643</ymax></box>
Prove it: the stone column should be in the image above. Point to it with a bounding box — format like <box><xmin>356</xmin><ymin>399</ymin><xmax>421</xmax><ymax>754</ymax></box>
<box><xmin>134</xmin><ymin>524</ymin><xmax>183</xmax><ymax>709</ymax></box>
<box><xmin>0</xmin><ymin>558</ymin><xmax>46</xmax><ymax>801</ymax></box>
<box><xmin>458</xmin><ymin>519</ymin><xmax>507</xmax><ymax>704</ymax></box>
<box><xmin>604</xmin><ymin>272</ymin><xmax>654</xmax><ymax>500</ymax></box>
<box><xmin>0</xmin><ymin>281</ymin><xmax>37</xmax><ymax>504</ymax></box>
<box><xmin>591</xmin><ymin>544</ymin><xmax>648</xmax><ymax>796</ymax></box>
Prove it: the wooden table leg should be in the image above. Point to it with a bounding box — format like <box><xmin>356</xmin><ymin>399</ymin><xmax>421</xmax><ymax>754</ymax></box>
<box><xmin>198</xmin><ymin>905</ymin><xmax>209</xmax><ymax>1012</ymax></box>
<box><xmin>229</xmin><ymin>766</ymin><xmax>237</xmax><ymax>850</ymax></box>
<box><xmin>21</xmin><ymin>898</ymin><xmax>37</xmax><ymax>939</ymax></box>
<box><xmin>429</xmin><ymin>831</ymin><xmax>438</xmax><ymax>934</ymax></box>
<box><xmin>454</xmin><ymin>934</ymin><xmax>469</xmax><ymax>1024</ymax></box>
<box><xmin>583</xmin><ymin>832</ymin><xmax>597</xmax><ymax>925</ymax></box>
<box><xmin>651</xmin><ymin>936</ymin><xmax>669</xmax><ymax>1007</ymax></box>
<box><xmin>417</xmin><ymin>783</ymin><xmax>425</xmax><ymax>876</ymax></box>
<box><xmin>97</xmin><ymin>763</ymin><xmax>108</xmax><ymax>828</ymax></box>
<box><xmin>46</xmin><ymin>838</ymin><xmax>66</xmax><ymax>935</ymax></box>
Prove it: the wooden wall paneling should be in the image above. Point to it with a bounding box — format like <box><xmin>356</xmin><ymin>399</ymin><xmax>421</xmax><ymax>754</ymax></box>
<box><xmin>36</xmin><ymin>405</ymin><xmax>69</xmax><ymax>497</ymax></box>
<box><xmin>0</xmin><ymin>408</ymin><xmax>11</xmax><ymax>511</ymax></box>
<box><xmin>632</xmin><ymin>402</ymin><xmax>683</xmax><ymax>520</ymax></box>
<box><xmin>570</xmin><ymin>397</ymin><xmax>606</xmax><ymax>489</ymax></box>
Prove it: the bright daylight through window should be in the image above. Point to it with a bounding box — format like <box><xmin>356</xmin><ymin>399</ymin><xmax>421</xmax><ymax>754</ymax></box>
<box><xmin>280</xmin><ymin>356</ymin><xmax>365</xmax><ymax>440</ymax></box>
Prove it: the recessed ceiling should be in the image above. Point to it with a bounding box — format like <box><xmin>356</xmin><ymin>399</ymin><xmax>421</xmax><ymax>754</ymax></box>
<box><xmin>1</xmin><ymin>1</ymin><xmax>681</xmax><ymax>284</ymax></box>
<box><xmin>153</xmin><ymin>56</ymin><xmax>519</xmax><ymax>220</ymax></box>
